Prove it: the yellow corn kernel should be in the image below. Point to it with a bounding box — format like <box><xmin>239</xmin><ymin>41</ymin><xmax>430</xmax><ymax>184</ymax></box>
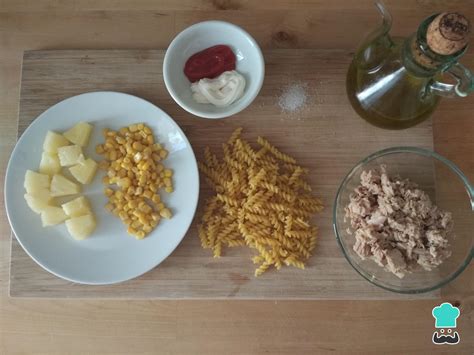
<box><xmin>165</xmin><ymin>186</ymin><xmax>173</xmax><ymax>193</ymax></box>
<box><xmin>123</xmin><ymin>204</ymin><xmax>130</xmax><ymax>212</ymax></box>
<box><xmin>128</xmin><ymin>200</ymin><xmax>138</xmax><ymax>209</ymax></box>
<box><xmin>106</xmin><ymin>131</ymin><xmax>116</xmax><ymax>137</ymax></box>
<box><xmin>127</xmin><ymin>186</ymin><xmax>135</xmax><ymax>196</ymax></box>
<box><xmin>119</xmin><ymin>211</ymin><xmax>128</xmax><ymax>220</ymax></box>
<box><xmin>150</xmin><ymin>219</ymin><xmax>158</xmax><ymax>228</ymax></box>
<box><xmin>149</xmin><ymin>184</ymin><xmax>158</xmax><ymax>193</ymax></box>
<box><xmin>117</xmin><ymin>169</ymin><xmax>127</xmax><ymax>178</ymax></box>
<box><xmin>156</xmin><ymin>164</ymin><xmax>164</xmax><ymax>172</ymax></box>
<box><xmin>160</xmin><ymin>208</ymin><xmax>172</xmax><ymax>219</ymax></box>
<box><xmin>164</xmin><ymin>169</ymin><xmax>173</xmax><ymax>177</ymax></box>
<box><xmin>116</xmin><ymin>136</ymin><xmax>126</xmax><ymax>145</ymax></box>
<box><xmin>134</xmin><ymin>186</ymin><xmax>143</xmax><ymax>195</ymax></box>
<box><xmin>159</xmin><ymin>149</ymin><xmax>168</xmax><ymax>159</ymax></box>
<box><xmin>104</xmin><ymin>188</ymin><xmax>114</xmax><ymax>197</ymax></box>
<box><xmin>139</xmin><ymin>204</ymin><xmax>152</xmax><ymax>213</ymax></box>
<box><xmin>105</xmin><ymin>203</ymin><xmax>114</xmax><ymax>212</ymax></box>
<box><xmin>131</xmin><ymin>220</ymin><xmax>141</xmax><ymax>229</ymax></box>
<box><xmin>152</xmin><ymin>195</ymin><xmax>161</xmax><ymax>204</ymax></box>
<box><xmin>143</xmin><ymin>190</ymin><xmax>153</xmax><ymax>199</ymax></box>
<box><xmin>98</xmin><ymin>160</ymin><xmax>109</xmax><ymax>170</ymax></box>
<box><xmin>112</xmin><ymin>161</ymin><xmax>122</xmax><ymax>171</ymax></box>
<box><xmin>138</xmin><ymin>216</ymin><xmax>148</xmax><ymax>225</ymax></box>
<box><xmin>109</xmin><ymin>150</ymin><xmax>117</xmax><ymax>161</ymax></box>
<box><xmin>116</xmin><ymin>200</ymin><xmax>126</xmax><ymax>209</ymax></box>
<box><xmin>127</xmin><ymin>227</ymin><xmax>136</xmax><ymax>235</ymax></box>
<box><xmin>117</xmin><ymin>177</ymin><xmax>131</xmax><ymax>188</ymax></box>
<box><xmin>132</xmin><ymin>141</ymin><xmax>143</xmax><ymax>151</ymax></box>
<box><xmin>143</xmin><ymin>126</ymin><xmax>152</xmax><ymax>134</ymax></box>
<box><xmin>146</xmin><ymin>135</ymin><xmax>154</xmax><ymax>144</ymax></box>
<box><xmin>135</xmin><ymin>231</ymin><xmax>146</xmax><ymax>240</ymax></box>
<box><xmin>156</xmin><ymin>202</ymin><xmax>165</xmax><ymax>211</ymax></box>
<box><xmin>119</xmin><ymin>127</ymin><xmax>128</xmax><ymax>135</ymax></box>
<box><xmin>133</xmin><ymin>152</ymin><xmax>143</xmax><ymax>163</ymax></box>
<box><xmin>96</xmin><ymin>144</ymin><xmax>104</xmax><ymax>154</ymax></box>
<box><xmin>143</xmin><ymin>161</ymin><xmax>151</xmax><ymax>171</ymax></box>
<box><xmin>137</xmin><ymin>123</ymin><xmax>144</xmax><ymax>130</ymax></box>
<box><xmin>164</xmin><ymin>177</ymin><xmax>172</xmax><ymax>187</ymax></box>
<box><xmin>139</xmin><ymin>130</ymin><xmax>147</xmax><ymax>140</ymax></box>
<box><xmin>129</xmin><ymin>124</ymin><xmax>138</xmax><ymax>132</ymax></box>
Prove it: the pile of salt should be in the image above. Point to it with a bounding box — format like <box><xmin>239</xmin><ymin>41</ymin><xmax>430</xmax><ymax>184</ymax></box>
<box><xmin>278</xmin><ymin>83</ymin><xmax>308</xmax><ymax>113</ymax></box>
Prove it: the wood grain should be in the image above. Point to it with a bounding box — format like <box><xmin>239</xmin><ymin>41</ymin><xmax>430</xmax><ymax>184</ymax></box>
<box><xmin>9</xmin><ymin>49</ymin><xmax>437</xmax><ymax>299</ymax></box>
<box><xmin>0</xmin><ymin>1</ymin><xmax>473</xmax><ymax>353</ymax></box>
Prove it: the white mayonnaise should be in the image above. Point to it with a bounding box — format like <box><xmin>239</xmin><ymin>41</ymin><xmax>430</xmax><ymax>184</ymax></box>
<box><xmin>191</xmin><ymin>70</ymin><xmax>246</xmax><ymax>107</ymax></box>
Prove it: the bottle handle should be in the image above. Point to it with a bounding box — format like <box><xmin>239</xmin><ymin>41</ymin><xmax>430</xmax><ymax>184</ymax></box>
<box><xmin>430</xmin><ymin>63</ymin><xmax>474</xmax><ymax>98</ymax></box>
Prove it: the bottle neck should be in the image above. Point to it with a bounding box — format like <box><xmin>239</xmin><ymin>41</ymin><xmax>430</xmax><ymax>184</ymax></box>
<box><xmin>402</xmin><ymin>14</ymin><xmax>467</xmax><ymax>77</ymax></box>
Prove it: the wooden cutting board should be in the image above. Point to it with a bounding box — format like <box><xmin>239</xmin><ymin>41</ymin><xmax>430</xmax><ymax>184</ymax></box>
<box><xmin>10</xmin><ymin>50</ymin><xmax>437</xmax><ymax>299</ymax></box>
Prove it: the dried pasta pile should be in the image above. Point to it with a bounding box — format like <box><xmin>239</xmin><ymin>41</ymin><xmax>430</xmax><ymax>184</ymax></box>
<box><xmin>198</xmin><ymin>128</ymin><xmax>323</xmax><ymax>276</ymax></box>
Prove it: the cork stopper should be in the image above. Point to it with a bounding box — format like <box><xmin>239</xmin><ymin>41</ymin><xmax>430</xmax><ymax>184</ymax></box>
<box><xmin>427</xmin><ymin>12</ymin><xmax>471</xmax><ymax>55</ymax></box>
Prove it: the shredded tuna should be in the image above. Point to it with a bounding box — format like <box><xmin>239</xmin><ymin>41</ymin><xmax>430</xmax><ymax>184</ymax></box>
<box><xmin>345</xmin><ymin>166</ymin><xmax>453</xmax><ymax>278</ymax></box>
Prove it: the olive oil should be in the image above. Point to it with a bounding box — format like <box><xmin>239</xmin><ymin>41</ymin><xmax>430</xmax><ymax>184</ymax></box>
<box><xmin>346</xmin><ymin>3</ymin><xmax>472</xmax><ymax>130</ymax></box>
<box><xmin>346</xmin><ymin>38</ymin><xmax>440</xmax><ymax>129</ymax></box>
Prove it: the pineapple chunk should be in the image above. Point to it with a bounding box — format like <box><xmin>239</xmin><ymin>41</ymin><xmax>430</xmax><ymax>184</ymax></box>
<box><xmin>24</xmin><ymin>193</ymin><xmax>52</xmax><ymax>214</ymax></box>
<box><xmin>41</xmin><ymin>206</ymin><xmax>68</xmax><ymax>227</ymax></box>
<box><xmin>62</xmin><ymin>196</ymin><xmax>91</xmax><ymax>217</ymax></box>
<box><xmin>65</xmin><ymin>214</ymin><xmax>96</xmax><ymax>240</ymax></box>
<box><xmin>39</xmin><ymin>151</ymin><xmax>61</xmax><ymax>175</ymax></box>
<box><xmin>69</xmin><ymin>158</ymin><xmax>98</xmax><ymax>184</ymax></box>
<box><xmin>24</xmin><ymin>170</ymin><xmax>50</xmax><ymax>193</ymax></box>
<box><xmin>50</xmin><ymin>174</ymin><xmax>81</xmax><ymax>197</ymax></box>
<box><xmin>57</xmin><ymin>145</ymin><xmax>83</xmax><ymax>167</ymax></box>
<box><xmin>63</xmin><ymin>121</ymin><xmax>93</xmax><ymax>147</ymax></box>
<box><xmin>43</xmin><ymin>131</ymin><xmax>70</xmax><ymax>153</ymax></box>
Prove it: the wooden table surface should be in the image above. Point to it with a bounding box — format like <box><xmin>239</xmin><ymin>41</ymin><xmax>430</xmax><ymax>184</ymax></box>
<box><xmin>0</xmin><ymin>1</ymin><xmax>472</xmax><ymax>353</ymax></box>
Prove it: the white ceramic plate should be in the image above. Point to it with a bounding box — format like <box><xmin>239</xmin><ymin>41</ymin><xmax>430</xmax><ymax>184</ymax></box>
<box><xmin>5</xmin><ymin>92</ymin><xmax>199</xmax><ymax>285</ymax></box>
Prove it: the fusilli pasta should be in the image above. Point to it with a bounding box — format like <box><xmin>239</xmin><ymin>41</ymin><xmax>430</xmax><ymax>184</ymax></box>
<box><xmin>198</xmin><ymin>128</ymin><xmax>323</xmax><ymax>276</ymax></box>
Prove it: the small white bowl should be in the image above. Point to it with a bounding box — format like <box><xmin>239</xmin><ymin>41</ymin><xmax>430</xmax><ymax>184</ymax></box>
<box><xmin>163</xmin><ymin>21</ymin><xmax>265</xmax><ymax>119</ymax></box>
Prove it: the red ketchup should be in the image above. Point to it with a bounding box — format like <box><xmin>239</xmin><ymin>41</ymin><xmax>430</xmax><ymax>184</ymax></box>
<box><xmin>184</xmin><ymin>45</ymin><xmax>236</xmax><ymax>83</ymax></box>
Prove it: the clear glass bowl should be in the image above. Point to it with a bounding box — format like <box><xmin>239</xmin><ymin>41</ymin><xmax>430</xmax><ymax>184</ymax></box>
<box><xmin>334</xmin><ymin>147</ymin><xmax>473</xmax><ymax>293</ymax></box>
